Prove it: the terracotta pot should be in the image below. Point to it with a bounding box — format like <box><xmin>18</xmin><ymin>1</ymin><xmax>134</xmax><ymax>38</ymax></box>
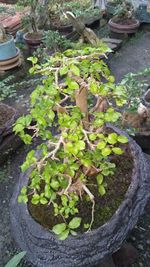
<box><xmin>108</xmin><ymin>18</ymin><xmax>140</xmax><ymax>34</ymax></box>
<box><xmin>23</xmin><ymin>32</ymin><xmax>43</xmax><ymax>50</ymax></box>
<box><xmin>10</xmin><ymin>126</ymin><xmax>150</xmax><ymax>267</ymax></box>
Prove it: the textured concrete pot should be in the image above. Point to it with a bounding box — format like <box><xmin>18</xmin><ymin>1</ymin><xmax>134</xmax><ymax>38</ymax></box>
<box><xmin>108</xmin><ymin>18</ymin><xmax>140</xmax><ymax>34</ymax></box>
<box><xmin>10</xmin><ymin>126</ymin><xmax>150</xmax><ymax>267</ymax></box>
<box><xmin>0</xmin><ymin>35</ymin><xmax>17</xmax><ymax>60</ymax></box>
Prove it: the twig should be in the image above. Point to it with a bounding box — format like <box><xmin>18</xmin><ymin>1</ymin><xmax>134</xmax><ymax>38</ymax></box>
<box><xmin>82</xmin><ymin>129</ymin><xmax>95</xmax><ymax>150</ymax></box>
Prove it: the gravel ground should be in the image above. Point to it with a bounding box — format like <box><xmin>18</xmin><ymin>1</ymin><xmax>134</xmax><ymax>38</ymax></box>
<box><xmin>0</xmin><ymin>32</ymin><xmax>150</xmax><ymax>267</ymax></box>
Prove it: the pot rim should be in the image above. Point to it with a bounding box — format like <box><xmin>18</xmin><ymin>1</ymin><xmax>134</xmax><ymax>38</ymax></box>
<box><xmin>0</xmin><ymin>47</ymin><xmax>19</xmax><ymax>62</ymax></box>
<box><xmin>0</xmin><ymin>34</ymin><xmax>14</xmax><ymax>47</ymax></box>
<box><xmin>23</xmin><ymin>32</ymin><xmax>43</xmax><ymax>42</ymax></box>
<box><xmin>108</xmin><ymin>18</ymin><xmax>140</xmax><ymax>29</ymax></box>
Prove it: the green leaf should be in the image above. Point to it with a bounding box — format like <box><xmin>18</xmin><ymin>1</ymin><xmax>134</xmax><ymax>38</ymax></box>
<box><xmin>31</xmin><ymin>194</ymin><xmax>40</xmax><ymax>205</ymax></box>
<box><xmin>96</xmin><ymin>174</ymin><xmax>103</xmax><ymax>185</ymax></box>
<box><xmin>97</xmin><ymin>141</ymin><xmax>106</xmax><ymax>150</ymax></box>
<box><xmin>4</xmin><ymin>251</ymin><xmax>26</xmax><ymax>267</ymax></box>
<box><xmin>112</xmin><ymin>147</ymin><xmax>123</xmax><ymax>155</ymax></box>
<box><xmin>61</xmin><ymin>195</ymin><xmax>68</xmax><ymax>206</ymax></box>
<box><xmin>52</xmin><ymin>223</ymin><xmax>67</xmax><ymax>235</ymax></box>
<box><xmin>98</xmin><ymin>185</ymin><xmax>106</xmax><ymax>196</ymax></box>
<box><xmin>27</xmin><ymin>56</ymin><xmax>38</xmax><ymax>64</ymax></box>
<box><xmin>89</xmin><ymin>133</ymin><xmax>97</xmax><ymax>141</ymax></box>
<box><xmin>77</xmin><ymin>140</ymin><xmax>85</xmax><ymax>150</ymax></box>
<box><xmin>70</xmin><ymin>65</ymin><xmax>80</xmax><ymax>76</ymax></box>
<box><xmin>70</xmin><ymin>230</ymin><xmax>77</xmax><ymax>236</ymax></box>
<box><xmin>60</xmin><ymin>66</ymin><xmax>68</xmax><ymax>76</ymax></box>
<box><xmin>107</xmin><ymin>133</ymin><xmax>118</xmax><ymax>145</ymax></box>
<box><xmin>58</xmin><ymin>229</ymin><xmax>70</xmax><ymax>240</ymax></box>
<box><xmin>101</xmin><ymin>147</ymin><xmax>111</xmax><ymax>157</ymax></box>
<box><xmin>68</xmin><ymin>217</ymin><xmax>81</xmax><ymax>229</ymax></box>
<box><xmin>40</xmin><ymin>197</ymin><xmax>48</xmax><ymax>205</ymax></box>
<box><xmin>69</xmin><ymin>81</ymin><xmax>79</xmax><ymax>90</ymax></box>
<box><xmin>50</xmin><ymin>180</ymin><xmax>60</xmax><ymax>190</ymax></box>
<box><xmin>84</xmin><ymin>223</ymin><xmax>90</xmax><ymax>229</ymax></box>
<box><xmin>21</xmin><ymin>187</ymin><xmax>27</xmax><ymax>194</ymax></box>
<box><xmin>117</xmin><ymin>135</ymin><xmax>128</xmax><ymax>144</ymax></box>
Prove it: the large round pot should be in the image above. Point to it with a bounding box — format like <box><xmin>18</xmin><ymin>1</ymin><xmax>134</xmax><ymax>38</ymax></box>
<box><xmin>0</xmin><ymin>35</ymin><xmax>17</xmax><ymax>61</ymax></box>
<box><xmin>10</xmin><ymin>126</ymin><xmax>150</xmax><ymax>267</ymax></box>
<box><xmin>108</xmin><ymin>18</ymin><xmax>140</xmax><ymax>34</ymax></box>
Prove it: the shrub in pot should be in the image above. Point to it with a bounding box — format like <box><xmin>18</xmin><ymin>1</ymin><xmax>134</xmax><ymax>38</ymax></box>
<box><xmin>108</xmin><ymin>1</ymin><xmax>140</xmax><ymax>34</ymax></box>
<box><xmin>11</xmin><ymin>44</ymin><xmax>150</xmax><ymax>267</ymax></box>
<box><xmin>18</xmin><ymin>0</ymin><xmax>46</xmax><ymax>49</ymax></box>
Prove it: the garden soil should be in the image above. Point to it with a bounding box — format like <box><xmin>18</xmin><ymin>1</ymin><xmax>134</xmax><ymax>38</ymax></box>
<box><xmin>0</xmin><ymin>32</ymin><xmax>150</xmax><ymax>267</ymax></box>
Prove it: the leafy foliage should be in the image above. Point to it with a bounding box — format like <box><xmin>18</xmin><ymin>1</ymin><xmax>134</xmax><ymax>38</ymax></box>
<box><xmin>120</xmin><ymin>67</ymin><xmax>150</xmax><ymax>112</ymax></box>
<box><xmin>14</xmin><ymin>44</ymin><xmax>128</xmax><ymax>240</ymax></box>
<box><xmin>43</xmin><ymin>30</ymin><xmax>72</xmax><ymax>52</ymax></box>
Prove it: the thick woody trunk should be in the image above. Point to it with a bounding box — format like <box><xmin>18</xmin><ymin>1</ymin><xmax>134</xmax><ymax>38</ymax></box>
<box><xmin>65</xmin><ymin>12</ymin><xmax>101</xmax><ymax>46</ymax></box>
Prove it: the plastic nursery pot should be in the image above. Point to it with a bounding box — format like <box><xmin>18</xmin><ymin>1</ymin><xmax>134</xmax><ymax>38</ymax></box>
<box><xmin>10</xmin><ymin>126</ymin><xmax>150</xmax><ymax>267</ymax></box>
<box><xmin>108</xmin><ymin>18</ymin><xmax>140</xmax><ymax>34</ymax></box>
<box><xmin>0</xmin><ymin>35</ymin><xmax>17</xmax><ymax>61</ymax></box>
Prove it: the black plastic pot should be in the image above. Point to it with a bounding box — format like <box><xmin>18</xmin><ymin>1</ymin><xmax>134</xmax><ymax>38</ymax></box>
<box><xmin>10</xmin><ymin>126</ymin><xmax>150</xmax><ymax>267</ymax></box>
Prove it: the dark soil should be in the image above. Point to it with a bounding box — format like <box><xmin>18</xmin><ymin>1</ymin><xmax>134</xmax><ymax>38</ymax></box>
<box><xmin>28</xmin><ymin>145</ymin><xmax>132</xmax><ymax>232</ymax></box>
<box><xmin>25</xmin><ymin>32</ymin><xmax>43</xmax><ymax>40</ymax></box>
<box><xmin>112</xmin><ymin>18</ymin><xmax>138</xmax><ymax>25</ymax></box>
<box><xmin>0</xmin><ymin>104</ymin><xmax>15</xmax><ymax>128</ymax></box>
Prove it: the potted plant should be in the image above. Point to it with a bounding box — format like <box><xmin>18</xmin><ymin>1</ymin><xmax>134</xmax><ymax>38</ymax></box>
<box><xmin>18</xmin><ymin>0</ymin><xmax>45</xmax><ymax>49</ymax></box>
<box><xmin>106</xmin><ymin>0</ymin><xmax>123</xmax><ymax>16</ymax></box>
<box><xmin>108</xmin><ymin>1</ymin><xmax>140</xmax><ymax>34</ymax></box>
<box><xmin>11</xmin><ymin>45</ymin><xmax>149</xmax><ymax>267</ymax></box>
<box><xmin>0</xmin><ymin>23</ymin><xmax>17</xmax><ymax>61</ymax></box>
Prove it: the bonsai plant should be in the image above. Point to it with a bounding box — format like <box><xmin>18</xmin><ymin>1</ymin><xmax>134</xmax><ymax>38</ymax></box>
<box><xmin>18</xmin><ymin>0</ymin><xmax>47</xmax><ymax>48</ymax></box>
<box><xmin>108</xmin><ymin>1</ymin><xmax>140</xmax><ymax>34</ymax></box>
<box><xmin>11</xmin><ymin>44</ymin><xmax>150</xmax><ymax>267</ymax></box>
<box><xmin>0</xmin><ymin>23</ymin><xmax>17</xmax><ymax>61</ymax></box>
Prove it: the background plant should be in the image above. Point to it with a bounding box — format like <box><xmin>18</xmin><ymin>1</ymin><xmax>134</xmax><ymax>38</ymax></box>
<box><xmin>43</xmin><ymin>30</ymin><xmax>73</xmax><ymax>52</ymax></box>
<box><xmin>120</xmin><ymin>67</ymin><xmax>150</xmax><ymax>112</ymax></box>
<box><xmin>14</xmin><ymin>44</ymin><xmax>128</xmax><ymax>240</ymax></box>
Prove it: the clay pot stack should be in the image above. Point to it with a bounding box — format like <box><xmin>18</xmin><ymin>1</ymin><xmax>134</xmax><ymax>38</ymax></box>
<box><xmin>2</xmin><ymin>12</ymin><xmax>21</xmax><ymax>37</ymax></box>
